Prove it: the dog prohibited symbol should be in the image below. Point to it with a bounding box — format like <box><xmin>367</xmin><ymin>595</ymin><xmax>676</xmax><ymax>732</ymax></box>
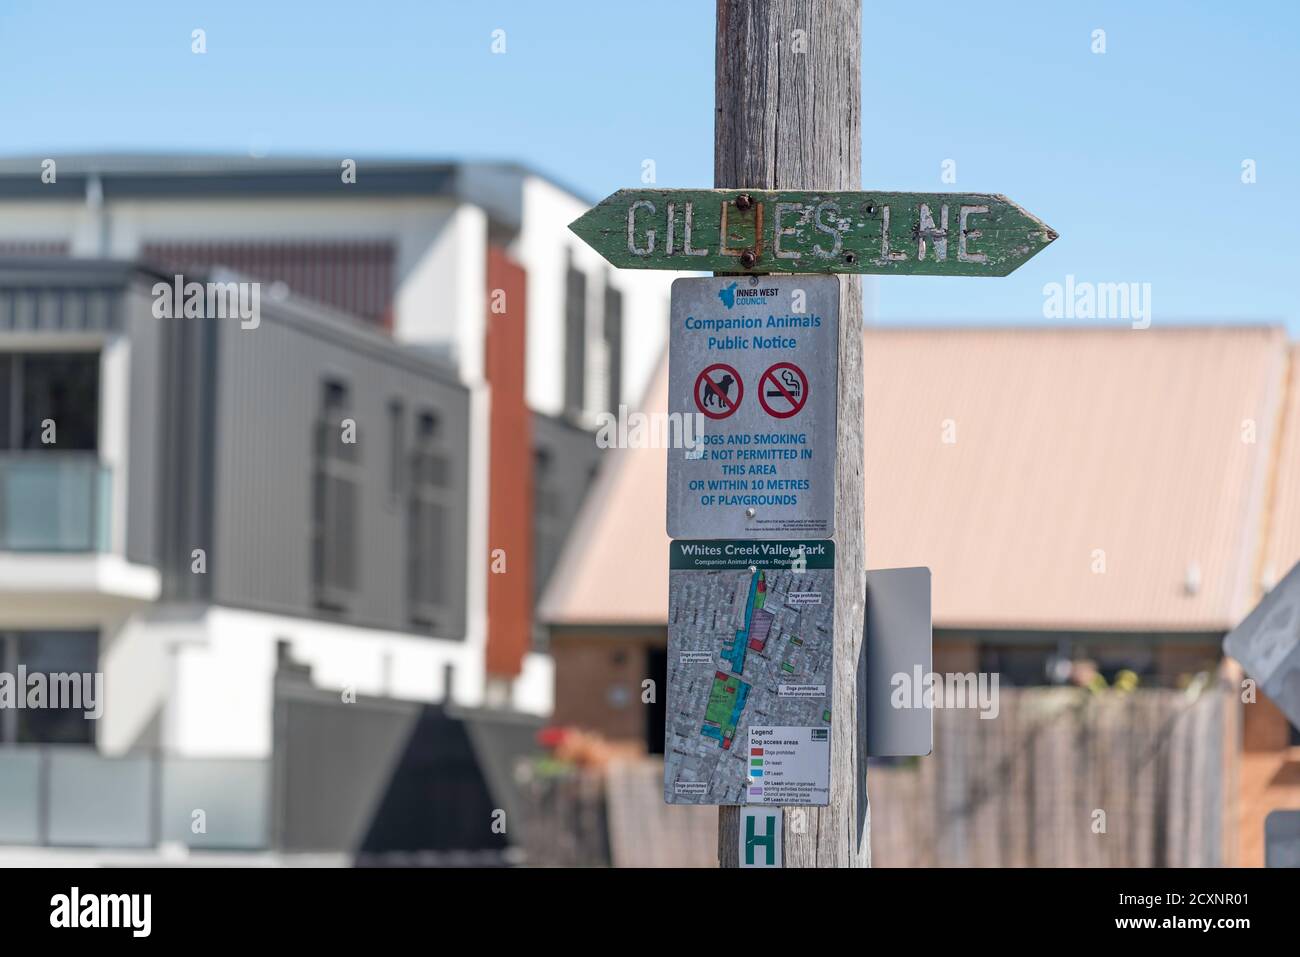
<box><xmin>758</xmin><ymin>362</ymin><xmax>809</xmax><ymax>419</ymax></box>
<box><xmin>695</xmin><ymin>363</ymin><xmax>743</xmax><ymax>419</ymax></box>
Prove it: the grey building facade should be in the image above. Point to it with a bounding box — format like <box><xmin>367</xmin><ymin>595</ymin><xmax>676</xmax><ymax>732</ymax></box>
<box><xmin>0</xmin><ymin>257</ymin><xmax>472</xmax><ymax>639</ymax></box>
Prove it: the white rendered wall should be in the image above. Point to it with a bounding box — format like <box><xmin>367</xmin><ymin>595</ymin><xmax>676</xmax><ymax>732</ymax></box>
<box><xmin>391</xmin><ymin>201</ymin><xmax>487</xmax><ymax>384</ymax></box>
<box><xmin>513</xmin><ymin>176</ymin><xmax>675</xmax><ymax>419</ymax></box>
<box><xmin>0</xmin><ymin>199</ymin><xmax>87</xmax><ymax>248</ymax></box>
<box><xmin>152</xmin><ymin>605</ymin><xmax>554</xmax><ymax>758</ymax></box>
<box><xmin>13</xmin><ymin>594</ymin><xmax>551</xmax><ymax>759</ymax></box>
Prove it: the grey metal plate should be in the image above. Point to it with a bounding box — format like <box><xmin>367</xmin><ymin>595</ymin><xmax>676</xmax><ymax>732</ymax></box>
<box><xmin>864</xmin><ymin>566</ymin><xmax>933</xmax><ymax>757</ymax></box>
<box><xmin>667</xmin><ymin>275</ymin><xmax>839</xmax><ymax>539</ymax></box>
<box><xmin>1266</xmin><ymin>809</ymin><xmax>1300</xmax><ymax>868</ymax></box>
<box><xmin>1224</xmin><ymin>560</ymin><xmax>1300</xmax><ymax>732</ymax></box>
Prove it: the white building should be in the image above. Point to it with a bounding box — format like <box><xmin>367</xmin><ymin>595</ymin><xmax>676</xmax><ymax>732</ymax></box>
<box><xmin>0</xmin><ymin>155</ymin><xmax>672</xmax><ymax>853</ymax></box>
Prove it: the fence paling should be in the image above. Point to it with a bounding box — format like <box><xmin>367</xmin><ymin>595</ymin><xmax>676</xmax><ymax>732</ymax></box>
<box><xmin>865</xmin><ymin>687</ymin><xmax>1228</xmax><ymax>868</ymax></box>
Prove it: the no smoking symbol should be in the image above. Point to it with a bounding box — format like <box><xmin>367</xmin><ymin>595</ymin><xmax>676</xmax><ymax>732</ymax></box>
<box><xmin>758</xmin><ymin>362</ymin><xmax>809</xmax><ymax>419</ymax></box>
<box><xmin>695</xmin><ymin>363</ymin><xmax>744</xmax><ymax>419</ymax></box>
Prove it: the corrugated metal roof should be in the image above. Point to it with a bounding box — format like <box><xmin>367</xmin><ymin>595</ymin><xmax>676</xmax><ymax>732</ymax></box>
<box><xmin>0</xmin><ymin>154</ymin><xmax>595</xmax><ymax>206</ymax></box>
<box><xmin>0</xmin><ymin>153</ymin><xmax>457</xmax><ymax>177</ymax></box>
<box><xmin>540</xmin><ymin>326</ymin><xmax>1293</xmax><ymax>633</ymax></box>
<box><xmin>1263</xmin><ymin>345</ymin><xmax>1300</xmax><ymax>590</ymax></box>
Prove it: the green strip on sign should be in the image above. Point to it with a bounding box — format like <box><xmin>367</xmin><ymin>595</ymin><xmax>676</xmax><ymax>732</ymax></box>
<box><xmin>569</xmin><ymin>188</ymin><xmax>1056</xmax><ymax>277</ymax></box>
<box><xmin>670</xmin><ymin>540</ymin><xmax>834</xmax><ymax>571</ymax></box>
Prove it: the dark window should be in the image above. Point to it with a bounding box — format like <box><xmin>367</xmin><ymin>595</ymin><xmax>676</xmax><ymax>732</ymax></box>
<box><xmin>980</xmin><ymin>639</ymin><xmax>1162</xmax><ymax>689</ymax></box>
<box><xmin>312</xmin><ymin>380</ymin><xmax>358</xmax><ymax>611</ymax></box>
<box><xmin>533</xmin><ymin>448</ymin><xmax>556</xmax><ymax>517</ymax></box>
<box><xmin>388</xmin><ymin>400</ymin><xmax>404</xmax><ymax>503</ymax></box>
<box><xmin>0</xmin><ymin>352</ymin><xmax>99</xmax><ymax>451</ymax></box>
<box><xmin>0</xmin><ymin>356</ymin><xmax>10</xmax><ymax>451</ymax></box>
<box><xmin>979</xmin><ymin>645</ymin><xmax>1055</xmax><ymax>687</ymax></box>
<box><xmin>322</xmin><ymin>380</ymin><xmax>348</xmax><ymax>411</ymax></box>
<box><xmin>533</xmin><ymin>447</ymin><xmax>557</xmax><ymax>601</ymax></box>
<box><xmin>604</xmin><ymin>284</ymin><xmax>623</xmax><ymax>413</ymax></box>
<box><xmin>408</xmin><ymin>411</ymin><xmax>450</xmax><ymax>629</ymax></box>
<box><xmin>0</xmin><ymin>630</ymin><xmax>99</xmax><ymax>744</ymax></box>
<box><xmin>646</xmin><ymin>647</ymin><xmax>668</xmax><ymax>755</ymax></box>
<box><xmin>564</xmin><ymin>261</ymin><xmax>586</xmax><ymax>418</ymax></box>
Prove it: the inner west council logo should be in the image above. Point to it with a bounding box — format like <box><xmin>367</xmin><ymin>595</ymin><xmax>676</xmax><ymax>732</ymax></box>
<box><xmin>717</xmin><ymin>282</ymin><xmax>773</xmax><ymax>310</ymax></box>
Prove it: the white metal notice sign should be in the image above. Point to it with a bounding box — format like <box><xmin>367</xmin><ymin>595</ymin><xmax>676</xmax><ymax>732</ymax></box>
<box><xmin>667</xmin><ymin>276</ymin><xmax>839</xmax><ymax>540</ymax></box>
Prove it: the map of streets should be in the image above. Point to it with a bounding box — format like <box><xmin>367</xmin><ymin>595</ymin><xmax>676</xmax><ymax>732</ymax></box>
<box><xmin>664</xmin><ymin>540</ymin><xmax>834</xmax><ymax>806</ymax></box>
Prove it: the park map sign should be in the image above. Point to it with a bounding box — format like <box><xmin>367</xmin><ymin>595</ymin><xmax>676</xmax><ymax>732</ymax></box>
<box><xmin>664</xmin><ymin>541</ymin><xmax>834</xmax><ymax>806</ymax></box>
<box><xmin>569</xmin><ymin>188</ymin><xmax>1057</xmax><ymax>276</ymax></box>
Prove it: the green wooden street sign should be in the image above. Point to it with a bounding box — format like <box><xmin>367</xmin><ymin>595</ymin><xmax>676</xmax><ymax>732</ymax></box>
<box><xmin>569</xmin><ymin>188</ymin><xmax>1056</xmax><ymax>277</ymax></box>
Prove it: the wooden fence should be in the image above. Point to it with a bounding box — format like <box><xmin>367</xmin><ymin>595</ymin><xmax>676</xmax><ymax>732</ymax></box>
<box><xmin>516</xmin><ymin>769</ymin><xmax>611</xmax><ymax>867</ymax></box>
<box><xmin>869</xmin><ymin>685</ymin><xmax>1236</xmax><ymax>867</ymax></box>
<box><xmin>519</xmin><ymin>686</ymin><xmax>1237</xmax><ymax>867</ymax></box>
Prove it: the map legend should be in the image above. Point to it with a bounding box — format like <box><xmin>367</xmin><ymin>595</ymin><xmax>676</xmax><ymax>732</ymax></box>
<box><xmin>745</xmin><ymin>726</ymin><xmax>831</xmax><ymax>805</ymax></box>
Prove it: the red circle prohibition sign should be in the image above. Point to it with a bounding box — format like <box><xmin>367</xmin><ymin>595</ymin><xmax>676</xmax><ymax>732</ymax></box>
<box><xmin>694</xmin><ymin>363</ymin><xmax>744</xmax><ymax>419</ymax></box>
<box><xmin>758</xmin><ymin>362</ymin><xmax>809</xmax><ymax>419</ymax></box>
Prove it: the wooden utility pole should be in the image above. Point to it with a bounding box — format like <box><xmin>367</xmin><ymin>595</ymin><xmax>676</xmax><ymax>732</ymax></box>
<box><xmin>714</xmin><ymin>0</ymin><xmax>867</xmax><ymax>867</ymax></box>
<box><xmin>570</xmin><ymin>0</ymin><xmax>1051</xmax><ymax>872</ymax></box>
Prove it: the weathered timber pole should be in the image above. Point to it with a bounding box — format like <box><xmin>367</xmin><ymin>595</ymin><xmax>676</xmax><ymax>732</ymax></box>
<box><xmin>715</xmin><ymin>0</ymin><xmax>867</xmax><ymax>867</ymax></box>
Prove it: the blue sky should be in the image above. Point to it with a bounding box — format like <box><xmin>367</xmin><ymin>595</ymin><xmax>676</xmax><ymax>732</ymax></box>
<box><xmin>1</xmin><ymin>1</ymin><xmax>1295</xmax><ymax>328</ymax></box>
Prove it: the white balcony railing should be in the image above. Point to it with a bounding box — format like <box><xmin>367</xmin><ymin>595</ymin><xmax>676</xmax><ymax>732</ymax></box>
<box><xmin>0</xmin><ymin>747</ymin><xmax>270</xmax><ymax>849</ymax></box>
<box><xmin>0</xmin><ymin>454</ymin><xmax>110</xmax><ymax>552</ymax></box>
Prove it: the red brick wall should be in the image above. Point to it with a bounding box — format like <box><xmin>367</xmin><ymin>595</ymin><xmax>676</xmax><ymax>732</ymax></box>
<box><xmin>484</xmin><ymin>246</ymin><xmax>533</xmax><ymax>678</ymax></box>
<box><xmin>551</xmin><ymin>630</ymin><xmax>665</xmax><ymax>744</ymax></box>
<box><xmin>1243</xmin><ymin>692</ymin><xmax>1294</xmax><ymax>752</ymax></box>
